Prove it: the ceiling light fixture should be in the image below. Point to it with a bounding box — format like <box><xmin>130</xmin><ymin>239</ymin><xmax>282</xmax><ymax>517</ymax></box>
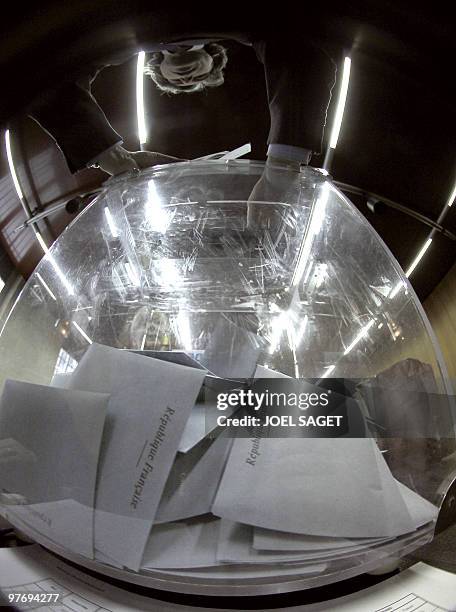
<box><xmin>446</xmin><ymin>180</ymin><xmax>456</xmax><ymax>207</ymax></box>
<box><xmin>405</xmin><ymin>238</ymin><xmax>432</xmax><ymax>278</ymax></box>
<box><xmin>4</xmin><ymin>129</ymin><xmax>24</xmax><ymax>200</ymax></box>
<box><xmin>136</xmin><ymin>51</ymin><xmax>147</xmax><ymax>146</ymax></box>
<box><xmin>328</xmin><ymin>56</ymin><xmax>351</xmax><ymax>150</ymax></box>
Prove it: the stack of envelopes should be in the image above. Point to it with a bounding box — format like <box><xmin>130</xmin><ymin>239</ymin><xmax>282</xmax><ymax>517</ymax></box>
<box><xmin>0</xmin><ymin>344</ymin><xmax>438</xmax><ymax>578</ymax></box>
<box><xmin>140</xmin><ymin>360</ymin><xmax>438</xmax><ymax>577</ymax></box>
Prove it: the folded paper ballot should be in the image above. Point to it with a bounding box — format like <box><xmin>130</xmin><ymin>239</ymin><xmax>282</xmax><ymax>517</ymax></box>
<box><xmin>253</xmin><ymin>529</ymin><xmax>389</xmax><ymax>553</ymax></box>
<box><xmin>134</xmin><ymin>350</ymin><xmax>242</xmax><ymax>453</ymax></box>
<box><xmin>217</xmin><ymin>520</ymin><xmax>390</xmax><ymax>565</ymax></box>
<box><xmin>177</xmin><ymin>379</ymin><xmax>240</xmax><ymax>453</ymax></box>
<box><xmin>9</xmin><ymin>499</ymin><xmax>93</xmax><ymax>551</ymax></box>
<box><xmin>67</xmin><ymin>343</ymin><xmax>206</xmax><ymax>570</ymax></box>
<box><xmin>141</xmin><ymin>518</ymin><xmax>431</xmax><ymax>574</ymax></box>
<box><xmin>142</xmin><ymin>517</ymin><xmax>329</xmax><ymax>574</ymax></box>
<box><xmin>252</xmin><ymin>481</ymin><xmax>438</xmax><ymax>553</ymax></box>
<box><xmin>155</xmin><ymin>433</ymin><xmax>233</xmax><ymax>524</ymax></box>
<box><xmin>128</xmin><ymin>350</ymin><xmax>206</xmax><ymax>371</ymax></box>
<box><xmin>217</xmin><ymin>519</ymin><xmax>435</xmax><ymax>568</ymax></box>
<box><xmin>395</xmin><ymin>481</ymin><xmax>439</xmax><ymax>527</ymax></box>
<box><xmin>149</xmin><ymin>561</ymin><xmax>328</xmax><ymax>579</ymax></box>
<box><xmin>0</xmin><ymin>380</ymin><xmax>109</xmax><ymax>557</ymax></box>
<box><xmin>94</xmin><ymin>549</ymin><xmax>124</xmax><ymax>569</ymax></box>
<box><xmin>212</xmin><ymin>437</ymin><xmax>418</xmax><ymax>538</ymax></box>
<box><xmin>177</xmin><ymin>402</ymin><xmax>225</xmax><ymax>453</ymax></box>
<box><xmin>141</xmin><ymin>517</ymin><xmax>221</xmax><ymax>569</ymax></box>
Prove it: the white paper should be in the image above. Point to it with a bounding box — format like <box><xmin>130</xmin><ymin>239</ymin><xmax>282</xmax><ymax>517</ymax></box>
<box><xmin>178</xmin><ymin>374</ymin><xmax>248</xmax><ymax>453</ymax></box>
<box><xmin>177</xmin><ymin>403</ymin><xmax>214</xmax><ymax>453</ymax></box>
<box><xmin>177</xmin><ymin>400</ymin><xmax>236</xmax><ymax>453</ymax></box>
<box><xmin>151</xmin><ymin>561</ymin><xmax>328</xmax><ymax>580</ymax></box>
<box><xmin>0</xmin><ymin>380</ymin><xmax>108</xmax><ymax>557</ymax></box>
<box><xmin>141</xmin><ymin>517</ymin><xmax>221</xmax><ymax>569</ymax></box>
<box><xmin>94</xmin><ymin>549</ymin><xmax>124</xmax><ymax>569</ymax></box>
<box><xmin>219</xmin><ymin>520</ymin><xmax>433</xmax><ymax>567</ymax></box>
<box><xmin>130</xmin><ymin>351</ymin><xmax>242</xmax><ymax>455</ymax></box>
<box><xmin>155</xmin><ymin>433</ymin><xmax>233</xmax><ymax>524</ymax></box>
<box><xmin>67</xmin><ymin>343</ymin><xmax>206</xmax><ymax>570</ymax></box>
<box><xmin>213</xmin><ymin>437</ymin><xmax>416</xmax><ymax>538</ymax></box>
<box><xmin>217</xmin><ymin>520</ymin><xmax>339</xmax><ymax>564</ymax></box>
<box><xmin>253</xmin><ymin>529</ymin><xmax>387</xmax><ymax>552</ymax></box>
<box><xmin>129</xmin><ymin>350</ymin><xmax>206</xmax><ymax>371</ymax></box>
<box><xmin>218</xmin><ymin>520</ymin><xmax>400</xmax><ymax>565</ymax></box>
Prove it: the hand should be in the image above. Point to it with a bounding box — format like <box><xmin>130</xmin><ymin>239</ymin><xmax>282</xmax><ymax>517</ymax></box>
<box><xmin>93</xmin><ymin>145</ymin><xmax>184</xmax><ymax>175</ymax></box>
<box><xmin>247</xmin><ymin>157</ymin><xmax>301</xmax><ymax>237</ymax></box>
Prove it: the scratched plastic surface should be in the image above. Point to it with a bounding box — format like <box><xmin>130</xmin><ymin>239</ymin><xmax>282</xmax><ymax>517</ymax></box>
<box><xmin>0</xmin><ymin>160</ymin><xmax>454</xmax><ymax>595</ymax></box>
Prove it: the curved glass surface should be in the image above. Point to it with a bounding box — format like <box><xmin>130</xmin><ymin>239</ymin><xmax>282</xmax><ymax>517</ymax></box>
<box><xmin>0</xmin><ymin>160</ymin><xmax>454</xmax><ymax>595</ymax></box>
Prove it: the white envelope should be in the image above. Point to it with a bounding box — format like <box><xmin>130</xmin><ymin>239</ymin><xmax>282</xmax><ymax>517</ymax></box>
<box><xmin>149</xmin><ymin>561</ymin><xmax>328</xmax><ymax>579</ymax></box>
<box><xmin>397</xmin><ymin>483</ymin><xmax>438</xmax><ymax>527</ymax></box>
<box><xmin>176</xmin><ymin>365</ymin><xmax>288</xmax><ymax>454</ymax></box>
<box><xmin>212</xmin><ymin>437</ymin><xmax>416</xmax><ymax>538</ymax></box>
<box><xmin>0</xmin><ymin>380</ymin><xmax>109</xmax><ymax>557</ymax></box>
<box><xmin>94</xmin><ymin>549</ymin><xmax>124</xmax><ymax>568</ymax></box>
<box><xmin>141</xmin><ymin>517</ymin><xmax>221</xmax><ymax>569</ymax></box>
<box><xmin>252</xmin><ymin>478</ymin><xmax>438</xmax><ymax>552</ymax></box>
<box><xmin>218</xmin><ymin>519</ymin><xmax>434</xmax><ymax>568</ymax></box>
<box><xmin>253</xmin><ymin>529</ymin><xmax>388</xmax><ymax>552</ymax></box>
<box><xmin>217</xmin><ymin>520</ymin><xmax>389</xmax><ymax>565</ymax></box>
<box><xmin>67</xmin><ymin>343</ymin><xmax>206</xmax><ymax>571</ymax></box>
<box><xmin>177</xmin><ymin>401</ymin><xmax>235</xmax><ymax>453</ymax></box>
<box><xmin>8</xmin><ymin>499</ymin><xmax>94</xmax><ymax>555</ymax></box>
<box><xmin>155</xmin><ymin>433</ymin><xmax>233</xmax><ymax>524</ymax></box>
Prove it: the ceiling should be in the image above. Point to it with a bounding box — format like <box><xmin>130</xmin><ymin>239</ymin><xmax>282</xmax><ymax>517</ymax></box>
<box><xmin>0</xmin><ymin>2</ymin><xmax>454</xmax><ymax>299</ymax></box>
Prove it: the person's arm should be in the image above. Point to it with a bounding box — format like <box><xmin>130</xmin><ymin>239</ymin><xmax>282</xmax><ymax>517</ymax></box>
<box><xmin>253</xmin><ymin>38</ymin><xmax>337</xmax><ymax>164</ymax></box>
<box><xmin>30</xmin><ymin>78</ymin><xmax>123</xmax><ymax>173</ymax></box>
<box><xmin>31</xmin><ymin>75</ymin><xmax>182</xmax><ymax>175</ymax></box>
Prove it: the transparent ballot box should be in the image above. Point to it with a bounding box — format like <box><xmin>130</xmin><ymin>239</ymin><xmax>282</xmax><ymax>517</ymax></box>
<box><xmin>0</xmin><ymin>160</ymin><xmax>455</xmax><ymax>596</ymax></box>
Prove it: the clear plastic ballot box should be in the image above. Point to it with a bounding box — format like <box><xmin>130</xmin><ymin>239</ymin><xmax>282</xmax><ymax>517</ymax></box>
<box><xmin>0</xmin><ymin>160</ymin><xmax>455</xmax><ymax>596</ymax></box>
